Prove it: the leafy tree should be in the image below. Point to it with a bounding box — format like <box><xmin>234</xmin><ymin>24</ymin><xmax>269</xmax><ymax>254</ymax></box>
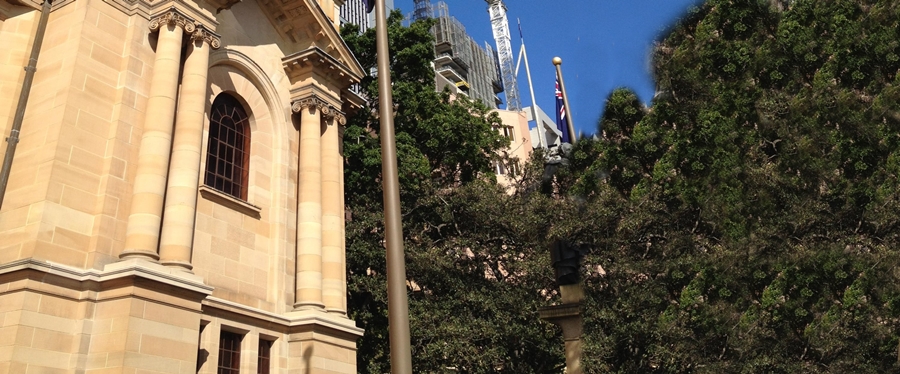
<box><xmin>341</xmin><ymin>12</ymin><xmax>561</xmax><ymax>373</ymax></box>
<box><xmin>558</xmin><ymin>0</ymin><xmax>900</xmax><ymax>372</ymax></box>
<box><xmin>342</xmin><ymin>1</ymin><xmax>900</xmax><ymax>373</ymax></box>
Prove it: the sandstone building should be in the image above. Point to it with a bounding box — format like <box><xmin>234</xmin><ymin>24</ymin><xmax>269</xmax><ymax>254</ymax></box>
<box><xmin>0</xmin><ymin>0</ymin><xmax>366</xmax><ymax>372</ymax></box>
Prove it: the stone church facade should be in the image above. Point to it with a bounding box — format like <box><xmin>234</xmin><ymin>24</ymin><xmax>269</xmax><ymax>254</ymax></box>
<box><xmin>0</xmin><ymin>0</ymin><xmax>365</xmax><ymax>372</ymax></box>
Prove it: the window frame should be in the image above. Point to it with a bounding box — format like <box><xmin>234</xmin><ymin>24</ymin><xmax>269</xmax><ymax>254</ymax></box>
<box><xmin>217</xmin><ymin>330</ymin><xmax>243</xmax><ymax>374</ymax></box>
<box><xmin>257</xmin><ymin>339</ymin><xmax>272</xmax><ymax>374</ymax></box>
<box><xmin>204</xmin><ymin>93</ymin><xmax>251</xmax><ymax>201</ymax></box>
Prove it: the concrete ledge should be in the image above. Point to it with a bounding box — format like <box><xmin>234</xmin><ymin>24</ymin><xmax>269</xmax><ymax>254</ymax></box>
<box><xmin>203</xmin><ymin>296</ymin><xmax>364</xmax><ymax>337</ymax></box>
<box><xmin>0</xmin><ymin>258</ymin><xmax>214</xmax><ymax>296</ymax></box>
<box><xmin>538</xmin><ymin>303</ymin><xmax>582</xmax><ymax>320</ymax></box>
<box><xmin>199</xmin><ymin>185</ymin><xmax>262</xmax><ymax>219</ymax></box>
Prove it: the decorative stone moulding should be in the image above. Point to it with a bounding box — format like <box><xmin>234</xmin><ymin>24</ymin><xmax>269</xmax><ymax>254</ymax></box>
<box><xmin>148</xmin><ymin>8</ymin><xmax>222</xmax><ymax>48</ymax></box>
<box><xmin>13</xmin><ymin>0</ymin><xmax>75</xmax><ymax>12</ymax></box>
<box><xmin>291</xmin><ymin>96</ymin><xmax>329</xmax><ymax>113</ymax></box>
<box><xmin>257</xmin><ymin>0</ymin><xmax>311</xmax><ymax>44</ymax></box>
<box><xmin>206</xmin><ymin>0</ymin><xmax>241</xmax><ymax>13</ymax></box>
<box><xmin>282</xmin><ymin>47</ymin><xmax>361</xmax><ymax>89</ymax></box>
<box><xmin>323</xmin><ymin>107</ymin><xmax>347</xmax><ymax>125</ymax></box>
<box><xmin>290</xmin><ymin>96</ymin><xmax>346</xmax><ymax>125</ymax></box>
<box><xmin>149</xmin><ymin>8</ymin><xmax>197</xmax><ymax>33</ymax></box>
<box><xmin>190</xmin><ymin>26</ymin><xmax>222</xmax><ymax>49</ymax></box>
<box><xmin>104</xmin><ymin>0</ymin><xmax>225</xmax><ymax>26</ymax></box>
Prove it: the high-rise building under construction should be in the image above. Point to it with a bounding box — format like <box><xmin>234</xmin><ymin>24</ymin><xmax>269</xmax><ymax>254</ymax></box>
<box><xmin>411</xmin><ymin>0</ymin><xmax>503</xmax><ymax>109</ymax></box>
<box><xmin>340</xmin><ymin>0</ymin><xmax>394</xmax><ymax>32</ymax></box>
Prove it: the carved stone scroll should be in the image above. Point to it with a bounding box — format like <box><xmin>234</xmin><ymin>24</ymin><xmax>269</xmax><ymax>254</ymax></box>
<box><xmin>291</xmin><ymin>96</ymin><xmax>330</xmax><ymax>113</ymax></box>
<box><xmin>148</xmin><ymin>9</ymin><xmax>196</xmax><ymax>33</ymax></box>
<box><xmin>331</xmin><ymin>111</ymin><xmax>347</xmax><ymax>126</ymax></box>
<box><xmin>191</xmin><ymin>26</ymin><xmax>222</xmax><ymax>49</ymax></box>
<box><xmin>319</xmin><ymin>105</ymin><xmax>346</xmax><ymax>127</ymax></box>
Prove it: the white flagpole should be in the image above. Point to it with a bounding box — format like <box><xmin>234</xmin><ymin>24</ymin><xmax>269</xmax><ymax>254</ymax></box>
<box><xmin>518</xmin><ymin>19</ymin><xmax>546</xmax><ymax>150</ymax></box>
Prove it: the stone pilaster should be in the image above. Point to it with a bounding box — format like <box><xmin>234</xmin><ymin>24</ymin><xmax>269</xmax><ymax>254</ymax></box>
<box><xmin>120</xmin><ymin>9</ymin><xmax>193</xmax><ymax>261</ymax></box>
<box><xmin>158</xmin><ymin>25</ymin><xmax>221</xmax><ymax>271</ymax></box>
<box><xmin>292</xmin><ymin>96</ymin><xmax>327</xmax><ymax>310</ymax></box>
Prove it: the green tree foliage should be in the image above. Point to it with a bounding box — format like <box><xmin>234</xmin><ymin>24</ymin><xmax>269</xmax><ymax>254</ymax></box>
<box><xmin>340</xmin><ymin>13</ymin><xmax>562</xmax><ymax>373</ymax></box>
<box><xmin>559</xmin><ymin>0</ymin><xmax>900</xmax><ymax>372</ymax></box>
<box><xmin>342</xmin><ymin>1</ymin><xmax>900</xmax><ymax>372</ymax></box>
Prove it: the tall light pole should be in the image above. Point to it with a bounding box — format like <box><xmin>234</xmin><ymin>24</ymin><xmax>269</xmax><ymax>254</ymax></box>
<box><xmin>553</xmin><ymin>57</ymin><xmax>576</xmax><ymax>144</ymax></box>
<box><xmin>369</xmin><ymin>0</ymin><xmax>413</xmax><ymax>372</ymax></box>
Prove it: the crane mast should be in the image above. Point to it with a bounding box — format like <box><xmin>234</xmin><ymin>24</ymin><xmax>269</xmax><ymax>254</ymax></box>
<box><xmin>486</xmin><ymin>0</ymin><xmax>521</xmax><ymax>111</ymax></box>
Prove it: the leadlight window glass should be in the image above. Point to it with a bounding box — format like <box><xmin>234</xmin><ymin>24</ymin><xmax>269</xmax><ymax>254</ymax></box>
<box><xmin>257</xmin><ymin>339</ymin><xmax>272</xmax><ymax>374</ymax></box>
<box><xmin>205</xmin><ymin>94</ymin><xmax>250</xmax><ymax>200</ymax></box>
<box><xmin>217</xmin><ymin>331</ymin><xmax>242</xmax><ymax>374</ymax></box>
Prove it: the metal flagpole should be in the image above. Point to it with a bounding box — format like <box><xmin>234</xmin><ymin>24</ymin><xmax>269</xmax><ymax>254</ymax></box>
<box><xmin>370</xmin><ymin>0</ymin><xmax>413</xmax><ymax>372</ymax></box>
<box><xmin>553</xmin><ymin>57</ymin><xmax>576</xmax><ymax>144</ymax></box>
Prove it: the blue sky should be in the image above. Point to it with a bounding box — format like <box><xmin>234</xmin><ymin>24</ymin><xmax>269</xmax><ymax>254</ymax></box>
<box><xmin>392</xmin><ymin>0</ymin><xmax>705</xmax><ymax>136</ymax></box>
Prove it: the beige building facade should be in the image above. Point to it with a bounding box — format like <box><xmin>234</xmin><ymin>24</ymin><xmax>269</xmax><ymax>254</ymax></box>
<box><xmin>493</xmin><ymin>109</ymin><xmax>532</xmax><ymax>187</ymax></box>
<box><xmin>0</xmin><ymin>0</ymin><xmax>366</xmax><ymax>372</ymax></box>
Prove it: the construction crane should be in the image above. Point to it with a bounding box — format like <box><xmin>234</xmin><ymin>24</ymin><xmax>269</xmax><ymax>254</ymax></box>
<box><xmin>485</xmin><ymin>0</ymin><xmax>521</xmax><ymax>111</ymax></box>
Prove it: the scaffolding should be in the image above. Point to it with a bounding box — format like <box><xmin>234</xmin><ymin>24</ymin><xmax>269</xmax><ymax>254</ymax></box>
<box><xmin>411</xmin><ymin>0</ymin><xmax>503</xmax><ymax>109</ymax></box>
<box><xmin>468</xmin><ymin>38</ymin><xmax>500</xmax><ymax>108</ymax></box>
<box><xmin>412</xmin><ymin>0</ymin><xmax>430</xmax><ymax>23</ymax></box>
<box><xmin>432</xmin><ymin>12</ymin><xmax>472</xmax><ymax>72</ymax></box>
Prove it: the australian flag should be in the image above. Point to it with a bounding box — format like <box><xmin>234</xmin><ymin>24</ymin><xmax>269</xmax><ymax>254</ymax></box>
<box><xmin>555</xmin><ymin>79</ymin><xmax>570</xmax><ymax>144</ymax></box>
<box><xmin>366</xmin><ymin>0</ymin><xmax>376</xmax><ymax>13</ymax></box>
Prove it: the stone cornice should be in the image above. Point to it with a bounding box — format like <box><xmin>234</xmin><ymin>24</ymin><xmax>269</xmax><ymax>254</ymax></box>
<box><xmin>257</xmin><ymin>0</ymin><xmax>365</xmax><ymax>79</ymax></box>
<box><xmin>9</xmin><ymin>0</ymin><xmax>75</xmax><ymax>12</ymax></box>
<box><xmin>205</xmin><ymin>0</ymin><xmax>241</xmax><ymax>13</ymax></box>
<box><xmin>282</xmin><ymin>46</ymin><xmax>361</xmax><ymax>89</ymax></box>
<box><xmin>203</xmin><ymin>297</ymin><xmax>364</xmax><ymax>338</ymax></box>
<box><xmin>0</xmin><ymin>260</ymin><xmax>363</xmax><ymax>339</ymax></box>
<box><xmin>0</xmin><ymin>258</ymin><xmax>214</xmax><ymax>296</ymax></box>
<box><xmin>104</xmin><ymin>0</ymin><xmax>219</xmax><ymax>30</ymax></box>
<box><xmin>341</xmin><ymin>88</ymin><xmax>366</xmax><ymax>113</ymax></box>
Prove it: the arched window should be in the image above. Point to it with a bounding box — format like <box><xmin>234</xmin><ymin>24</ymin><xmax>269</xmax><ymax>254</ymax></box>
<box><xmin>205</xmin><ymin>93</ymin><xmax>250</xmax><ymax>200</ymax></box>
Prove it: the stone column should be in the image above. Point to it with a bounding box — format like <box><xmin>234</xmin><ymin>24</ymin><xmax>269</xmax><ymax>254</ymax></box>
<box><xmin>338</xmin><ymin>125</ymin><xmax>348</xmax><ymax>314</ymax></box>
<box><xmin>158</xmin><ymin>27</ymin><xmax>221</xmax><ymax>271</ymax></box>
<box><xmin>539</xmin><ymin>284</ymin><xmax>585</xmax><ymax>374</ymax></box>
<box><xmin>321</xmin><ymin>109</ymin><xmax>346</xmax><ymax>314</ymax></box>
<box><xmin>292</xmin><ymin>97</ymin><xmax>325</xmax><ymax>310</ymax></box>
<box><xmin>120</xmin><ymin>11</ymin><xmax>193</xmax><ymax>261</ymax></box>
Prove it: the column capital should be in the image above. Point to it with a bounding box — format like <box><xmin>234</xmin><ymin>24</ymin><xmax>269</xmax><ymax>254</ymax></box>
<box><xmin>324</xmin><ymin>108</ymin><xmax>347</xmax><ymax>126</ymax></box>
<box><xmin>291</xmin><ymin>96</ymin><xmax>328</xmax><ymax>113</ymax></box>
<box><xmin>291</xmin><ymin>95</ymin><xmax>345</xmax><ymax>125</ymax></box>
<box><xmin>189</xmin><ymin>25</ymin><xmax>222</xmax><ymax>49</ymax></box>
<box><xmin>149</xmin><ymin>8</ymin><xmax>196</xmax><ymax>33</ymax></box>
